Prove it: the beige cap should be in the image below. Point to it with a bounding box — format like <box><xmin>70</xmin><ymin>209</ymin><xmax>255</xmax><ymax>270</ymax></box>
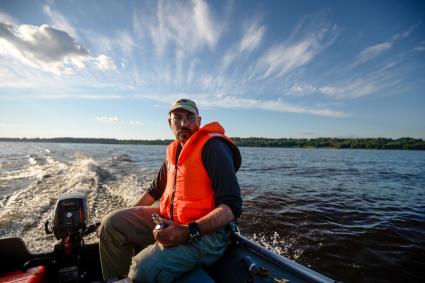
<box><xmin>168</xmin><ymin>98</ymin><xmax>199</xmax><ymax>115</ymax></box>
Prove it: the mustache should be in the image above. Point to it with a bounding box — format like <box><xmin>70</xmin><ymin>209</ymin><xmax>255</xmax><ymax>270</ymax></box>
<box><xmin>178</xmin><ymin>127</ymin><xmax>191</xmax><ymax>133</ymax></box>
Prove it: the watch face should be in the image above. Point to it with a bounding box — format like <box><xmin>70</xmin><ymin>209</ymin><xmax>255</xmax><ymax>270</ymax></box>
<box><xmin>189</xmin><ymin>222</ymin><xmax>197</xmax><ymax>234</ymax></box>
<box><xmin>189</xmin><ymin>222</ymin><xmax>201</xmax><ymax>243</ymax></box>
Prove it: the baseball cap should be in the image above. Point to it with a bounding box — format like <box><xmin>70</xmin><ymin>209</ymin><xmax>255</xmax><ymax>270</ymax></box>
<box><xmin>168</xmin><ymin>98</ymin><xmax>199</xmax><ymax>115</ymax></box>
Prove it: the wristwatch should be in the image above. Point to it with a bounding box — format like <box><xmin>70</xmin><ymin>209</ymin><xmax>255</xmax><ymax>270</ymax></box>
<box><xmin>188</xmin><ymin>222</ymin><xmax>201</xmax><ymax>244</ymax></box>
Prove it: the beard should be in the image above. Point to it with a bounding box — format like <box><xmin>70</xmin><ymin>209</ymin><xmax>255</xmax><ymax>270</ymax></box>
<box><xmin>177</xmin><ymin>128</ymin><xmax>193</xmax><ymax>144</ymax></box>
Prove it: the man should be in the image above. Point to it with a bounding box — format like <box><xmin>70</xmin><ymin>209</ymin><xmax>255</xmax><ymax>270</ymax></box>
<box><xmin>99</xmin><ymin>98</ymin><xmax>242</xmax><ymax>282</ymax></box>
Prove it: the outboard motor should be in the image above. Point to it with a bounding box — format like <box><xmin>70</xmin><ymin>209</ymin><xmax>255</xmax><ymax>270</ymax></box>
<box><xmin>50</xmin><ymin>193</ymin><xmax>89</xmax><ymax>241</ymax></box>
<box><xmin>42</xmin><ymin>193</ymin><xmax>99</xmax><ymax>282</ymax></box>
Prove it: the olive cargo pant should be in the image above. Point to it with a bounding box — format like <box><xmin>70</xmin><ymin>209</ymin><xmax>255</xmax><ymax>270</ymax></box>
<box><xmin>99</xmin><ymin>206</ymin><xmax>235</xmax><ymax>283</ymax></box>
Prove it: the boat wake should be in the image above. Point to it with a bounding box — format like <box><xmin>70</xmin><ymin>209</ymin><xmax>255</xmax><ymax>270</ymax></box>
<box><xmin>0</xmin><ymin>150</ymin><xmax>151</xmax><ymax>252</ymax></box>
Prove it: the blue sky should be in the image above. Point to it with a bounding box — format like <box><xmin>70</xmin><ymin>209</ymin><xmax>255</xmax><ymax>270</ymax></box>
<box><xmin>0</xmin><ymin>0</ymin><xmax>424</xmax><ymax>140</ymax></box>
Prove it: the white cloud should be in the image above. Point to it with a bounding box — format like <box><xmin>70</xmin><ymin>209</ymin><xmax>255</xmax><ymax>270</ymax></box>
<box><xmin>221</xmin><ymin>51</ymin><xmax>236</xmax><ymax>71</ymax></box>
<box><xmin>255</xmin><ymin>20</ymin><xmax>337</xmax><ymax>80</ymax></box>
<box><xmin>126</xmin><ymin>120</ymin><xmax>142</xmax><ymax>126</ymax></box>
<box><xmin>132</xmin><ymin>9</ymin><xmax>146</xmax><ymax>39</ymax></box>
<box><xmin>131</xmin><ymin>0</ymin><xmax>221</xmax><ymax>86</ymax></box>
<box><xmin>85</xmin><ymin>31</ymin><xmax>113</xmax><ymax>53</ymax></box>
<box><xmin>256</xmin><ymin>38</ymin><xmax>319</xmax><ymax>79</ymax></box>
<box><xmin>222</xmin><ymin>19</ymin><xmax>265</xmax><ymax>70</ymax></box>
<box><xmin>82</xmin><ymin>30</ymin><xmax>139</xmax><ymax>62</ymax></box>
<box><xmin>197</xmin><ymin>96</ymin><xmax>348</xmax><ymax>118</ymax></box>
<box><xmin>95</xmin><ymin>117</ymin><xmax>120</xmax><ymax>124</ymax></box>
<box><xmin>413</xmin><ymin>46</ymin><xmax>425</xmax><ymax>52</ymax></box>
<box><xmin>319</xmin><ymin>80</ymin><xmax>378</xmax><ymax>99</ymax></box>
<box><xmin>200</xmin><ymin>74</ymin><xmax>226</xmax><ymax>91</ymax></box>
<box><xmin>392</xmin><ymin>24</ymin><xmax>418</xmax><ymax>41</ymax></box>
<box><xmin>148</xmin><ymin>0</ymin><xmax>220</xmax><ymax>55</ymax></box>
<box><xmin>0</xmin><ymin>11</ymin><xmax>15</xmax><ymax>24</ymax></box>
<box><xmin>0</xmin><ymin>23</ymin><xmax>87</xmax><ymax>61</ymax></box>
<box><xmin>0</xmin><ymin>22</ymin><xmax>88</xmax><ymax>74</ymax></box>
<box><xmin>318</xmin><ymin>59</ymin><xmax>405</xmax><ymax>100</ymax></box>
<box><xmin>355</xmin><ymin>42</ymin><xmax>392</xmax><ymax>65</ymax></box>
<box><xmin>43</xmin><ymin>5</ymin><xmax>78</xmax><ymax>39</ymax></box>
<box><xmin>192</xmin><ymin>0</ymin><xmax>218</xmax><ymax>47</ymax></box>
<box><xmin>239</xmin><ymin>20</ymin><xmax>265</xmax><ymax>53</ymax></box>
<box><xmin>95</xmin><ymin>116</ymin><xmax>141</xmax><ymax>126</ymax></box>
<box><xmin>136</xmin><ymin>93</ymin><xmax>348</xmax><ymax>118</ymax></box>
<box><xmin>413</xmin><ymin>41</ymin><xmax>425</xmax><ymax>52</ymax></box>
<box><xmin>0</xmin><ymin>22</ymin><xmax>117</xmax><ymax>75</ymax></box>
<box><xmin>94</xmin><ymin>55</ymin><xmax>116</xmax><ymax>71</ymax></box>
<box><xmin>288</xmin><ymin>82</ymin><xmax>317</xmax><ymax>96</ymax></box>
<box><xmin>116</xmin><ymin>31</ymin><xmax>136</xmax><ymax>56</ymax></box>
<box><xmin>83</xmin><ymin>29</ymin><xmax>136</xmax><ymax>59</ymax></box>
<box><xmin>186</xmin><ymin>59</ymin><xmax>199</xmax><ymax>84</ymax></box>
<box><xmin>0</xmin><ymin>93</ymin><xmax>125</xmax><ymax>101</ymax></box>
<box><xmin>353</xmin><ymin>27</ymin><xmax>418</xmax><ymax>67</ymax></box>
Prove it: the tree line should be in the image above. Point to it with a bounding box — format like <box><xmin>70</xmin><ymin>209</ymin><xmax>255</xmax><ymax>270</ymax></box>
<box><xmin>231</xmin><ymin>137</ymin><xmax>425</xmax><ymax>150</ymax></box>
<box><xmin>1</xmin><ymin>137</ymin><xmax>424</xmax><ymax>150</ymax></box>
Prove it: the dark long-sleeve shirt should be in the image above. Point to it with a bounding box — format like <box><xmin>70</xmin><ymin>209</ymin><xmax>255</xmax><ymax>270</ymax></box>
<box><xmin>147</xmin><ymin>138</ymin><xmax>243</xmax><ymax>218</ymax></box>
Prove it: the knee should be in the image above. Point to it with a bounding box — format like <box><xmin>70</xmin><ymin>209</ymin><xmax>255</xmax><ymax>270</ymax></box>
<box><xmin>100</xmin><ymin>209</ymin><xmax>124</xmax><ymax>238</ymax></box>
<box><xmin>128</xmin><ymin>258</ymin><xmax>147</xmax><ymax>282</ymax></box>
<box><xmin>128</xmin><ymin>253</ymin><xmax>157</xmax><ymax>283</ymax></box>
<box><xmin>128</xmin><ymin>246</ymin><xmax>173</xmax><ymax>283</ymax></box>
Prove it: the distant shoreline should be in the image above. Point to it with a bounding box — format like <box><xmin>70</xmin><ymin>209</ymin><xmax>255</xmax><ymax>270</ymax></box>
<box><xmin>1</xmin><ymin>137</ymin><xmax>424</xmax><ymax>150</ymax></box>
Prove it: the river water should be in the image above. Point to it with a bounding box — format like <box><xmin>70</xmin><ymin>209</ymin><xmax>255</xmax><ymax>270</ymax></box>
<box><xmin>0</xmin><ymin>142</ymin><xmax>424</xmax><ymax>282</ymax></box>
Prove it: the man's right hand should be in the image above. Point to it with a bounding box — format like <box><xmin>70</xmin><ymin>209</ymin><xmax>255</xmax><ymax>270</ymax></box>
<box><xmin>153</xmin><ymin>219</ymin><xmax>190</xmax><ymax>248</ymax></box>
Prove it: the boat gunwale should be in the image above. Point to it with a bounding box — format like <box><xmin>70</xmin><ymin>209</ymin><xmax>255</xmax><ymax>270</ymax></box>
<box><xmin>234</xmin><ymin>233</ymin><xmax>336</xmax><ymax>283</ymax></box>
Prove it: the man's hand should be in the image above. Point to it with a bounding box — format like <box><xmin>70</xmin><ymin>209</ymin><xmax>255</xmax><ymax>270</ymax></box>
<box><xmin>153</xmin><ymin>219</ymin><xmax>189</xmax><ymax>248</ymax></box>
<box><xmin>153</xmin><ymin>204</ymin><xmax>234</xmax><ymax>248</ymax></box>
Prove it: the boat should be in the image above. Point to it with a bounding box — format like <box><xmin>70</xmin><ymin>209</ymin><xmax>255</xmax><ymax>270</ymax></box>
<box><xmin>0</xmin><ymin>193</ymin><xmax>336</xmax><ymax>283</ymax></box>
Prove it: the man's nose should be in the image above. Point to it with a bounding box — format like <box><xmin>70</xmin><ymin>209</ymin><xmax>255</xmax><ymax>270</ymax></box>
<box><xmin>179</xmin><ymin>118</ymin><xmax>190</xmax><ymax>126</ymax></box>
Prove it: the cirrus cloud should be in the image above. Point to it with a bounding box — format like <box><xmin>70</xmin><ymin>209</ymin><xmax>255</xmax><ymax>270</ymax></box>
<box><xmin>255</xmin><ymin>20</ymin><xmax>338</xmax><ymax>80</ymax></box>
<box><xmin>355</xmin><ymin>42</ymin><xmax>392</xmax><ymax>66</ymax></box>
<box><xmin>135</xmin><ymin>93</ymin><xmax>348</xmax><ymax>118</ymax></box>
<box><xmin>146</xmin><ymin>0</ymin><xmax>220</xmax><ymax>56</ymax></box>
<box><xmin>43</xmin><ymin>4</ymin><xmax>78</xmax><ymax>39</ymax></box>
<box><xmin>222</xmin><ymin>19</ymin><xmax>266</xmax><ymax>70</ymax></box>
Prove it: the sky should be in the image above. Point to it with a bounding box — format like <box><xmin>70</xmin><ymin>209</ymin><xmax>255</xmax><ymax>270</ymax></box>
<box><xmin>0</xmin><ymin>0</ymin><xmax>424</xmax><ymax>140</ymax></box>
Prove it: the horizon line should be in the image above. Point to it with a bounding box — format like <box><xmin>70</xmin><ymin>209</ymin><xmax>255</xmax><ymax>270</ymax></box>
<box><xmin>0</xmin><ymin>136</ymin><xmax>423</xmax><ymax>141</ymax></box>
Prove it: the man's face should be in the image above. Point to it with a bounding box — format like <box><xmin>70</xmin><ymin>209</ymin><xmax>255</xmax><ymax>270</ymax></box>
<box><xmin>168</xmin><ymin>109</ymin><xmax>201</xmax><ymax>145</ymax></box>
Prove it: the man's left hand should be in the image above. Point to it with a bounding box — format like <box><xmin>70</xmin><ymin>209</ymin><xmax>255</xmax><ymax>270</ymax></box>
<box><xmin>153</xmin><ymin>219</ymin><xmax>189</xmax><ymax>248</ymax></box>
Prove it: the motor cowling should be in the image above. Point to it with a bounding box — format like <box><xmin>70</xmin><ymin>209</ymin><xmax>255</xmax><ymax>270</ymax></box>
<box><xmin>51</xmin><ymin>193</ymin><xmax>89</xmax><ymax>241</ymax></box>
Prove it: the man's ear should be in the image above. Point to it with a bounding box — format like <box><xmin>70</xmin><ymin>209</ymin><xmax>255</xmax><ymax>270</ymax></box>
<box><xmin>197</xmin><ymin>115</ymin><xmax>202</xmax><ymax>125</ymax></box>
<box><xmin>168</xmin><ymin>117</ymin><xmax>172</xmax><ymax>127</ymax></box>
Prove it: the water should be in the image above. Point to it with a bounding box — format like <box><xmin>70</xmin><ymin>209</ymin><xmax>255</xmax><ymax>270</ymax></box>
<box><xmin>1</xmin><ymin>142</ymin><xmax>424</xmax><ymax>282</ymax></box>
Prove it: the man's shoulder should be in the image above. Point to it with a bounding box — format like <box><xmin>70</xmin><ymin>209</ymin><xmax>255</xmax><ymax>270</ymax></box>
<box><xmin>203</xmin><ymin>137</ymin><xmax>241</xmax><ymax>171</ymax></box>
<box><xmin>204</xmin><ymin>137</ymin><xmax>231</xmax><ymax>151</ymax></box>
<box><xmin>202</xmin><ymin>138</ymin><xmax>234</xmax><ymax>161</ymax></box>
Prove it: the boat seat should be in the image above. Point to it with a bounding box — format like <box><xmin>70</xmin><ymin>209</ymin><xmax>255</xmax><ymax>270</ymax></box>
<box><xmin>173</xmin><ymin>267</ymin><xmax>215</xmax><ymax>283</ymax></box>
<box><xmin>0</xmin><ymin>266</ymin><xmax>47</xmax><ymax>283</ymax></box>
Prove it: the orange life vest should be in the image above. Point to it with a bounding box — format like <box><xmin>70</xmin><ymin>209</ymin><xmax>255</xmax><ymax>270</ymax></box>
<box><xmin>160</xmin><ymin>122</ymin><xmax>239</xmax><ymax>224</ymax></box>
